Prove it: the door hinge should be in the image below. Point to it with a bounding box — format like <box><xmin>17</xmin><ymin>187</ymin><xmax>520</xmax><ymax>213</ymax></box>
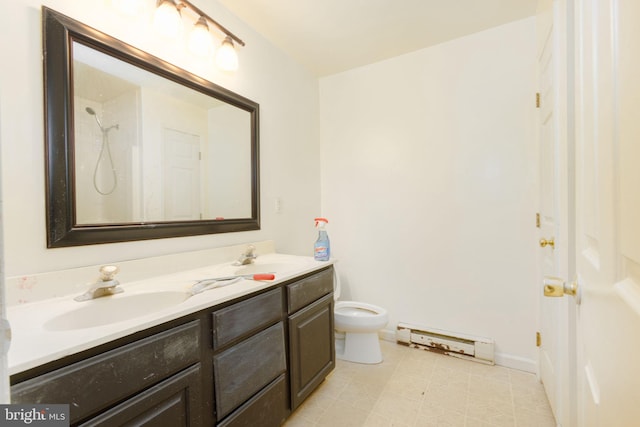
<box><xmin>536</xmin><ymin>92</ymin><xmax>541</xmax><ymax>108</ymax></box>
<box><xmin>536</xmin><ymin>212</ymin><xmax>541</xmax><ymax>228</ymax></box>
<box><xmin>536</xmin><ymin>332</ymin><xmax>541</xmax><ymax>347</ymax></box>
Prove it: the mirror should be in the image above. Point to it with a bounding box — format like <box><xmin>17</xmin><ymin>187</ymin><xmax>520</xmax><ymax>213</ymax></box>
<box><xmin>43</xmin><ymin>7</ymin><xmax>260</xmax><ymax>247</ymax></box>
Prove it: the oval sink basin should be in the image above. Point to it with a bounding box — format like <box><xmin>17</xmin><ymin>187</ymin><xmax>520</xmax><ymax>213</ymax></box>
<box><xmin>44</xmin><ymin>291</ymin><xmax>190</xmax><ymax>331</ymax></box>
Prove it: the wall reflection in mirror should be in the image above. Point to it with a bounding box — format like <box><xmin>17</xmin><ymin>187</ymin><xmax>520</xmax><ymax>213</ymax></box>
<box><xmin>73</xmin><ymin>42</ymin><xmax>252</xmax><ymax>225</ymax></box>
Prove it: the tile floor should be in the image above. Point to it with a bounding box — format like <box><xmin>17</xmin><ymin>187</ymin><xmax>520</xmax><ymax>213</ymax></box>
<box><xmin>284</xmin><ymin>340</ymin><xmax>556</xmax><ymax>427</ymax></box>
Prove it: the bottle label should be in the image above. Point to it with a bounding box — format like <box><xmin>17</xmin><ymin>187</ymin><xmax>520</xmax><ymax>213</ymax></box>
<box><xmin>314</xmin><ymin>245</ymin><xmax>329</xmax><ymax>260</ymax></box>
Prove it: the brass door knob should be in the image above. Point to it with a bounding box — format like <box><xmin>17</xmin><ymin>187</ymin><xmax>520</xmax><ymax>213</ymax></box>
<box><xmin>543</xmin><ymin>276</ymin><xmax>581</xmax><ymax>304</ymax></box>
<box><xmin>539</xmin><ymin>237</ymin><xmax>555</xmax><ymax>249</ymax></box>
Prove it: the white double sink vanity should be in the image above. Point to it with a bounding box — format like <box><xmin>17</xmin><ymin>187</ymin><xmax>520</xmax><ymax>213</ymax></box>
<box><xmin>7</xmin><ymin>242</ymin><xmax>336</xmax><ymax>426</ymax></box>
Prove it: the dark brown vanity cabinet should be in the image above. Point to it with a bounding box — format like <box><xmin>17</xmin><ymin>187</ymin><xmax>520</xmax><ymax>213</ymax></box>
<box><xmin>211</xmin><ymin>288</ymin><xmax>289</xmax><ymax>426</ymax></box>
<box><xmin>287</xmin><ymin>268</ymin><xmax>336</xmax><ymax>410</ymax></box>
<box><xmin>10</xmin><ymin>266</ymin><xmax>336</xmax><ymax>427</ymax></box>
<box><xmin>11</xmin><ymin>320</ymin><xmax>204</xmax><ymax>426</ymax></box>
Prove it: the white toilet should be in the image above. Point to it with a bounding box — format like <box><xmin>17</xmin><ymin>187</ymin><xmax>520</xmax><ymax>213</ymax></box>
<box><xmin>333</xmin><ymin>269</ymin><xmax>389</xmax><ymax>364</ymax></box>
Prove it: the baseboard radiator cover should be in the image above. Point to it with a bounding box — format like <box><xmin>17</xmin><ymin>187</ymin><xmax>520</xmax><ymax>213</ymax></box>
<box><xmin>396</xmin><ymin>322</ymin><xmax>495</xmax><ymax>365</ymax></box>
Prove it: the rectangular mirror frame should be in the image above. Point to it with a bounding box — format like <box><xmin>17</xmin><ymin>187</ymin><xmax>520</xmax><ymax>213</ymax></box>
<box><xmin>43</xmin><ymin>7</ymin><xmax>260</xmax><ymax>247</ymax></box>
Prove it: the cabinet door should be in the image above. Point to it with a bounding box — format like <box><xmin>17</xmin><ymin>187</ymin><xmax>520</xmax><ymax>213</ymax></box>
<box><xmin>288</xmin><ymin>293</ymin><xmax>335</xmax><ymax>410</ymax></box>
<box><xmin>78</xmin><ymin>364</ymin><xmax>203</xmax><ymax>427</ymax></box>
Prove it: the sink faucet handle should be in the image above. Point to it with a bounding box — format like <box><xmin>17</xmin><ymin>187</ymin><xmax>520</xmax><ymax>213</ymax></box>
<box><xmin>99</xmin><ymin>265</ymin><xmax>120</xmax><ymax>282</ymax></box>
<box><xmin>236</xmin><ymin>245</ymin><xmax>257</xmax><ymax>265</ymax></box>
<box><xmin>74</xmin><ymin>265</ymin><xmax>122</xmax><ymax>302</ymax></box>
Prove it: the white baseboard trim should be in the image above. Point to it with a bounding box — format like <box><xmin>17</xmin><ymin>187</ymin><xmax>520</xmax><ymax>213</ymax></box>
<box><xmin>494</xmin><ymin>352</ymin><xmax>537</xmax><ymax>373</ymax></box>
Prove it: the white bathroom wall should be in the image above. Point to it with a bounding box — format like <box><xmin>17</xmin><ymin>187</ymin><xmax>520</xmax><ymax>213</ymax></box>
<box><xmin>319</xmin><ymin>18</ymin><xmax>539</xmax><ymax>370</ymax></box>
<box><xmin>0</xmin><ymin>0</ymin><xmax>320</xmax><ymax>277</ymax></box>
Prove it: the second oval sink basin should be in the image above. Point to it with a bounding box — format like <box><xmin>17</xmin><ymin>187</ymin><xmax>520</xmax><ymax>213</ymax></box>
<box><xmin>44</xmin><ymin>291</ymin><xmax>190</xmax><ymax>331</ymax></box>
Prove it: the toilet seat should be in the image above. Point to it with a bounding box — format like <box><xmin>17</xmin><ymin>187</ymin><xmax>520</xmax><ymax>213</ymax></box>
<box><xmin>334</xmin><ymin>301</ymin><xmax>388</xmax><ymax>333</ymax></box>
<box><xmin>336</xmin><ymin>301</ymin><xmax>380</xmax><ymax>316</ymax></box>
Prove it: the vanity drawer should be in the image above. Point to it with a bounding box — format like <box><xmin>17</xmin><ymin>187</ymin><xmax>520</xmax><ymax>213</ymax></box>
<box><xmin>78</xmin><ymin>364</ymin><xmax>203</xmax><ymax>427</ymax></box>
<box><xmin>217</xmin><ymin>373</ymin><xmax>288</xmax><ymax>427</ymax></box>
<box><xmin>11</xmin><ymin>320</ymin><xmax>201</xmax><ymax>424</ymax></box>
<box><xmin>287</xmin><ymin>267</ymin><xmax>333</xmax><ymax>314</ymax></box>
<box><xmin>212</xmin><ymin>288</ymin><xmax>283</xmax><ymax>349</ymax></box>
<box><xmin>213</xmin><ymin>322</ymin><xmax>287</xmax><ymax>420</ymax></box>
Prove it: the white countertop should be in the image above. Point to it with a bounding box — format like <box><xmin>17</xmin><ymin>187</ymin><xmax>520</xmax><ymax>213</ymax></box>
<box><xmin>8</xmin><ymin>253</ymin><xmax>334</xmax><ymax>376</ymax></box>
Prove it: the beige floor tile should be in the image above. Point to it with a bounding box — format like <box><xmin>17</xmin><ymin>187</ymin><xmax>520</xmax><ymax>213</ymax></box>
<box><xmin>469</xmin><ymin>363</ymin><xmax>512</xmax><ymax>382</ymax></box>
<box><xmin>422</xmin><ymin>386</ymin><xmax>468</xmax><ymax>415</ymax></box>
<box><xmin>512</xmin><ymin>388</ymin><xmax>553</xmax><ymax>415</ymax></box>
<box><xmin>468</xmin><ymin>376</ymin><xmax>512</xmax><ymax>402</ymax></box>
<box><xmin>286</xmin><ymin>341</ymin><xmax>556</xmax><ymax>427</ymax></box>
<box><xmin>290</xmin><ymin>390</ymin><xmax>336</xmax><ymax>421</ymax></box>
<box><xmin>363</xmin><ymin>412</ymin><xmax>412</xmax><ymax>427</ymax></box>
<box><xmin>339</xmin><ymin>380</ymin><xmax>385</xmax><ymax>412</ymax></box>
<box><xmin>312</xmin><ymin>372</ymin><xmax>351</xmax><ymax>399</ymax></box>
<box><xmin>464</xmin><ymin>417</ymin><xmax>500</xmax><ymax>427</ymax></box>
<box><xmin>515</xmin><ymin>407</ymin><xmax>557</xmax><ymax>427</ymax></box>
<box><xmin>371</xmin><ymin>391</ymin><xmax>421</xmax><ymax>425</ymax></box>
<box><xmin>395</xmin><ymin>355</ymin><xmax>436</xmax><ymax>378</ymax></box>
<box><xmin>383</xmin><ymin>371</ymin><xmax>430</xmax><ymax>402</ymax></box>
<box><xmin>413</xmin><ymin>409</ymin><xmax>466</xmax><ymax>427</ymax></box>
<box><xmin>315</xmin><ymin>400</ymin><xmax>370</xmax><ymax>427</ymax></box>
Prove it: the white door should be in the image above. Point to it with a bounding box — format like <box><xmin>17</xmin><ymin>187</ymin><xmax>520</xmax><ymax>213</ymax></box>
<box><xmin>163</xmin><ymin>128</ymin><xmax>201</xmax><ymax>220</ymax></box>
<box><xmin>537</xmin><ymin>21</ymin><xmax>562</xmax><ymax>424</ymax></box>
<box><xmin>574</xmin><ymin>0</ymin><xmax>640</xmax><ymax>425</ymax></box>
<box><xmin>537</xmin><ymin>1</ymin><xmax>574</xmax><ymax>426</ymax></box>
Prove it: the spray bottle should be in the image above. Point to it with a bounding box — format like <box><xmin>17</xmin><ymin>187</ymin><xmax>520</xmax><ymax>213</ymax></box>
<box><xmin>314</xmin><ymin>217</ymin><xmax>330</xmax><ymax>261</ymax></box>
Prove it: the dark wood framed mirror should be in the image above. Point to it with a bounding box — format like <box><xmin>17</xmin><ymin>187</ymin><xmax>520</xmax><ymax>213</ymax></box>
<box><xmin>43</xmin><ymin>7</ymin><xmax>260</xmax><ymax>247</ymax></box>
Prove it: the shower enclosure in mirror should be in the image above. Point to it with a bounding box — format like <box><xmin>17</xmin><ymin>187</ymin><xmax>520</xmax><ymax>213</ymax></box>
<box><xmin>43</xmin><ymin>7</ymin><xmax>260</xmax><ymax>247</ymax></box>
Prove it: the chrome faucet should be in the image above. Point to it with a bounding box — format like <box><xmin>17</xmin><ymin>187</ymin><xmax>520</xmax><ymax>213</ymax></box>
<box><xmin>235</xmin><ymin>244</ymin><xmax>257</xmax><ymax>265</ymax></box>
<box><xmin>74</xmin><ymin>265</ymin><xmax>123</xmax><ymax>301</ymax></box>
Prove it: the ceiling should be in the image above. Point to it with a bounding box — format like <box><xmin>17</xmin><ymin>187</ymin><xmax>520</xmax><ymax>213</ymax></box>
<box><xmin>217</xmin><ymin>0</ymin><xmax>538</xmax><ymax>77</ymax></box>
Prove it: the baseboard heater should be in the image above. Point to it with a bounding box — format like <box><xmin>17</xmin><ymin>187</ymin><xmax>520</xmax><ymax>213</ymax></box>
<box><xmin>396</xmin><ymin>322</ymin><xmax>495</xmax><ymax>365</ymax></box>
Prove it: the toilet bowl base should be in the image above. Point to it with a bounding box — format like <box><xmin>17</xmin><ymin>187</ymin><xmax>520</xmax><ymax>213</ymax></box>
<box><xmin>335</xmin><ymin>331</ymin><xmax>383</xmax><ymax>364</ymax></box>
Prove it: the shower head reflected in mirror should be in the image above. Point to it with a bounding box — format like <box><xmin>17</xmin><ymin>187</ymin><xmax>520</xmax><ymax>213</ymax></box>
<box><xmin>85</xmin><ymin>107</ymin><xmax>118</xmax><ymax>133</ymax></box>
<box><xmin>85</xmin><ymin>106</ymin><xmax>103</xmax><ymax>131</ymax></box>
<box><xmin>85</xmin><ymin>106</ymin><xmax>119</xmax><ymax>195</ymax></box>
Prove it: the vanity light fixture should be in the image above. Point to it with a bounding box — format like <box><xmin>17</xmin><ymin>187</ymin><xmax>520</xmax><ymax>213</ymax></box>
<box><xmin>216</xmin><ymin>36</ymin><xmax>239</xmax><ymax>71</ymax></box>
<box><xmin>188</xmin><ymin>16</ymin><xmax>215</xmax><ymax>57</ymax></box>
<box><xmin>153</xmin><ymin>0</ymin><xmax>183</xmax><ymax>38</ymax></box>
<box><xmin>149</xmin><ymin>0</ymin><xmax>244</xmax><ymax>70</ymax></box>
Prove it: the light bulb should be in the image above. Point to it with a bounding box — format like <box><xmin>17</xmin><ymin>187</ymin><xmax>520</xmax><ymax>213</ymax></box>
<box><xmin>112</xmin><ymin>0</ymin><xmax>145</xmax><ymax>17</ymax></box>
<box><xmin>153</xmin><ymin>0</ymin><xmax>182</xmax><ymax>39</ymax></box>
<box><xmin>188</xmin><ymin>17</ymin><xmax>214</xmax><ymax>57</ymax></box>
<box><xmin>216</xmin><ymin>36</ymin><xmax>238</xmax><ymax>71</ymax></box>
